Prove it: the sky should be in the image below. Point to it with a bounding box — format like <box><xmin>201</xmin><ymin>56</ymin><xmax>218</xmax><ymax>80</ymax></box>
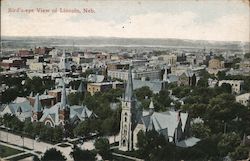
<box><xmin>1</xmin><ymin>0</ymin><xmax>250</xmax><ymax>42</ymax></box>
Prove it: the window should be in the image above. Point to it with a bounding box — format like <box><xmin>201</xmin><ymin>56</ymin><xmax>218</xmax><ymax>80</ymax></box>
<box><xmin>125</xmin><ymin>117</ymin><xmax>127</xmax><ymax>122</ymax></box>
<box><xmin>122</xmin><ymin>140</ymin><xmax>126</xmax><ymax>146</ymax></box>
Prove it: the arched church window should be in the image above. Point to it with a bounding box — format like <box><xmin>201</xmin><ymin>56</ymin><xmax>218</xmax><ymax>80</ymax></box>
<box><xmin>122</xmin><ymin>139</ymin><xmax>126</xmax><ymax>146</ymax></box>
<box><xmin>124</xmin><ymin>117</ymin><xmax>127</xmax><ymax>122</ymax></box>
<box><xmin>125</xmin><ymin>112</ymin><xmax>127</xmax><ymax>116</ymax></box>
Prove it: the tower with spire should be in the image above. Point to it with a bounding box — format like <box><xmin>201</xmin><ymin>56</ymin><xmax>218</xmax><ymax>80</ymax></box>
<box><xmin>58</xmin><ymin>80</ymin><xmax>70</xmax><ymax>125</ymax></box>
<box><xmin>32</xmin><ymin>93</ymin><xmax>43</xmax><ymax>122</ymax></box>
<box><xmin>119</xmin><ymin>66</ymin><xmax>138</xmax><ymax>151</ymax></box>
<box><xmin>59</xmin><ymin>49</ymin><xmax>67</xmax><ymax>72</ymax></box>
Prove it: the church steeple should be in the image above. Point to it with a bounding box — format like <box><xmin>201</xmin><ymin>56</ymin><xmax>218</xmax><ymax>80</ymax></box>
<box><xmin>34</xmin><ymin>93</ymin><xmax>42</xmax><ymax>112</ymax></box>
<box><xmin>59</xmin><ymin>79</ymin><xmax>70</xmax><ymax>125</ymax></box>
<box><xmin>149</xmin><ymin>98</ymin><xmax>155</xmax><ymax>115</ymax></box>
<box><xmin>60</xmin><ymin>80</ymin><xmax>67</xmax><ymax>110</ymax></box>
<box><xmin>124</xmin><ymin>65</ymin><xmax>134</xmax><ymax>102</ymax></box>
<box><xmin>32</xmin><ymin>93</ymin><xmax>43</xmax><ymax>122</ymax></box>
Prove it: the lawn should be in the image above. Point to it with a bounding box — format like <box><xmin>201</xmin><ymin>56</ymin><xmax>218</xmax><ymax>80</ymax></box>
<box><xmin>0</xmin><ymin>144</ymin><xmax>23</xmax><ymax>158</ymax></box>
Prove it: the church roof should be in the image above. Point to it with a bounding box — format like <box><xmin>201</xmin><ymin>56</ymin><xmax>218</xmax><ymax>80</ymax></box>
<box><xmin>149</xmin><ymin>99</ymin><xmax>154</xmax><ymax>109</ymax></box>
<box><xmin>70</xmin><ymin>105</ymin><xmax>96</xmax><ymax>121</ymax></box>
<box><xmin>141</xmin><ymin>110</ymin><xmax>188</xmax><ymax>141</ymax></box>
<box><xmin>40</xmin><ymin>103</ymin><xmax>60</xmax><ymax>123</ymax></box>
<box><xmin>77</xmin><ymin>81</ymin><xmax>86</xmax><ymax>93</ymax></box>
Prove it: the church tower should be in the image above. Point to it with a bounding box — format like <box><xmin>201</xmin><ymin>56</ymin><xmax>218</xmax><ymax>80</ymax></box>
<box><xmin>59</xmin><ymin>80</ymin><xmax>70</xmax><ymax>125</ymax></box>
<box><xmin>32</xmin><ymin>93</ymin><xmax>43</xmax><ymax>122</ymax></box>
<box><xmin>119</xmin><ymin>66</ymin><xmax>137</xmax><ymax>151</ymax></box>
<box><xmin>59</xmin><ymin>50</ymin><xmax>68</xmax><ymax>72</ymax></box>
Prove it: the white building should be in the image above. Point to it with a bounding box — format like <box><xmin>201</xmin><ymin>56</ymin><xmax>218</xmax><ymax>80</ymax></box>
<box><xmin>108</xmin><ymin>68</ymin><xmax>161</xmax><ymax>81</ymax></box>
<box><xmin>218</xmin><ymin>80</ymin><xmax>244</xmax><ymax>94</ymax></box>
<box><xmin>236</xmin><ymin>93</ymin><xmax>250</xmax><ymax>106</ymax></box>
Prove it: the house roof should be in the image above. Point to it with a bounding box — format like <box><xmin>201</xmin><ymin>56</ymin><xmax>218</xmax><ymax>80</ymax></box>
<box><xmin>8</xmin><ymin>101</ymin><xmax>33</xmax><ymax>114</ymax></box>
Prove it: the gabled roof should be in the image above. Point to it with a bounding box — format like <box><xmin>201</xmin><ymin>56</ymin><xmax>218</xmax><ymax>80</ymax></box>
<box><xmin>13</xmin><ymin>97</ymin><xmax>29</xmax><ymax>103</ymax></box>
<box><xmin>8</xmin><ymin>101</ymin><xmax>32</xmax><ymax>114</ymax></box>
<box><xmin>77</xmin><ymin>81</ymin><xmax>86</xmax><ymax>93</ymax></box>
<box><xmin>70</xmin><ymin>105</ymin><xmax>96</xmax><ymax>121</ymax></box>
<box><xmin>40</xmin><ymin>103</ymin><xmax>60</xmax><ymax>123</ymax></box>
<box><xmin>141</xmin><ymin>110</ymin><xmax>189</xmax><ymax>140</ymax></box>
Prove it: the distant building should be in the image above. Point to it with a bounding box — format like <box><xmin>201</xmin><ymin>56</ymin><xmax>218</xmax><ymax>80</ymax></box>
<box><xmin>133</xmin><ymin>80</ymin><xmax>166</xmax><ymax>94</ymax></box>
<box><xmin>207</xmin><ymin>58</ymin><xmax>225</xmax><ymax>75</ymax></box>
<box><xmin>28</xmin><ymin>93</ymin><xmax>56</xmax><ymax>108</ymax></box>
<box><xmin>87</xmin><ymin>82</ymin><xmax>124</xmax><ymax>96</ymax></box>
<box><xmin>236</xmin><ymin>93</ymin><xmax>250</xmax><ymax>106</ymax></box>
<box><xmin>108</xmin><ymin>68</ymin><xmax>161</xmax><ymax>81</ymax></box>
<box><xmin>218</xmin><ymin>80</ymin><xmax>244</xmax><ymax>94</ymax></box>
<box><xmin>17</xmin><ymin>50</ymin><xmax>33</xmax><ymax>57</ymax></box>
<box><xmin>240</xmin><ymin>60</ymin><xmax>250</xmax><ymax>69</ymax></box>
<box><xmin>0</xmin><ymin>58</ymin><xmax>25</xmax><ymax>70</ymax></box>
<box><xmin>29</xmin><ymin>62</ymin><xmax>45</xmax><ymax>72</ymax></box>
<box><xmin>178</xmin><ymin>70</ymin><xmax>196</xmax><ymax>86</ymax></box>
<box><xmin>208</xmin><ymin>59</ymin><xmax>224</xmax><ymax>69</ymax></box>
<box><xmin>34</xmin><ymin>47</ymin><xmax>54</xmax><ymax>55</ymax></box>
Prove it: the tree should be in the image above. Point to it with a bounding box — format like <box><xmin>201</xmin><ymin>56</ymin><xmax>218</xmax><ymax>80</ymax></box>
<box><xmin>41</xmin><ymin>148</ymin><xmax>66</xmax><ymax>161</ymax></box>
<box><xmin>217</xmin><ymin>133</ymin><xmax>241</xmax><ymax>157</ymax></box>
<box><xmin>153</xmin><ymin>89</ymin><xmax>172</xmax><ymax>111</ymax></box>
<box><xmin>219</xmin><ymin>83</ymin><xmax>232</xmax><ymax>93</ymax></box>
<box><xmin>134</xmin><ymin>86</ymin><xmax>153</xmax><ymax>101</ymax></box>
<box><xmin>70</xmin><ymin>145</ymin><xmax>96</xmax><ymax>161</ymax></box>
<box><xmin>230</xmin><ymin>145</ymin><xmax>250</xmax><ymax>160</ymax></box>
<box><xmin>191</xmin><ymin>122</ymin><xmax>211</xmax><ymax>139</ymax></box>
<box><xmin>244</xmin><ymin>52</ymin><xmax>250</xmax><ymax>59</ymax></box>
<box><xmin>73</xmin><ymin>121</ymin><xmax>90</xmax><ymax>137</ymax></box>
<box><xmin>94</xmin><ymin>138</ymin><xmax>111</xmax><ymax>160</ymax></box>
<box><xmin>68</xmin><ymin>93</ymin><xmax>84</xmax><ymax>105</ymax></box>
<box><xmin>217</xmin><ymin>71</ymin><xmax>226</xmax><ymax>80</ymax></box>
<box><xmin>137</xmin><ymin>130</ymin><xmax>175</xmax><ymax>160</ymax></box>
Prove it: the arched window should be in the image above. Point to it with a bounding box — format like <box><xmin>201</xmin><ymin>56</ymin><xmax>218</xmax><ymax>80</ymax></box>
<box><xmin>122</xmin><ymin>139</ymin><xmax>126</xmax><ymax>146</ymax></box>
<box><xmin>124</xmin><ymin>117</ymin><xmax>127</xmax><ymax>122</ymax></box>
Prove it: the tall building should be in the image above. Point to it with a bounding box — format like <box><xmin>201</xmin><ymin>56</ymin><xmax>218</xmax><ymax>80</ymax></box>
<box><xmin>32</xmin><ymin>94</ymin><xmax>43</xmax><ymax>122</ymax></box>
<box><xmin>119</xmin><ymin>66</ymin><xmax>141</xmax><ymax>151</ymax></box>
<box><xmin>58</xmin><ymin>81</ymin><xmax>70</xmax><ymax>125</ymax></box>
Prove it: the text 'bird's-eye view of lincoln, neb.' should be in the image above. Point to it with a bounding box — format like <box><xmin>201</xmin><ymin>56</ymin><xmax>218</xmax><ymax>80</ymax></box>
<box><xmin>0</xmin><ymin>0</ymin><xmax>250</xmax><ymax>161</ymax></box>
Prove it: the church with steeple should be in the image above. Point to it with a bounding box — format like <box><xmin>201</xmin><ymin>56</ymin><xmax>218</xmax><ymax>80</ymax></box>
<box><xmin>119</xmin><ymin>66</ymin><xmax>192</xmax><ymax>151</ymax></box>
<box><xmin>31</xmin><ymin>80</ymin><xmax>97</xmax><ymax>127</ymax></box>
<box><xmin>119</xmin><ymin>66</ymin><xmax>142</xmax><ymax>151</ymax></box>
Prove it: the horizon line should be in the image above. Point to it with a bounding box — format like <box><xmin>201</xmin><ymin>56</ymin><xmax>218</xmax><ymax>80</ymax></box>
<box><xmin>1</xmin><ymin>35</ymin><xmax>249</xmax><ymax>43</ymax></box>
